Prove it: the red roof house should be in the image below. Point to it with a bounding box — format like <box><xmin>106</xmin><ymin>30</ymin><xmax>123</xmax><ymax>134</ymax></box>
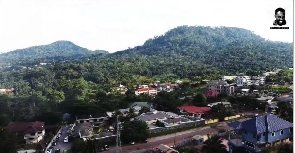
<box><xmin>204</xmin><ymin>91</ymin><xmax>219</xmax><ymax>97</ymax></box>
<box><xmin>6</xmin><ymin>121</ymin><xmax>45</xmax><ymax>134</ymax></box>
<box><xmin>178</xmin><ymin>106</ymin><xmax>211</xmax><ymax>114</ymax></box>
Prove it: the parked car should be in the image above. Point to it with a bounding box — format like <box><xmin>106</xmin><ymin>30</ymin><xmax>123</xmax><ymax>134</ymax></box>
<box><xmin>55</xmin><ymin>149</ymin><xmax>60</xmax><ymax>153</ymax></box>
<box><xmin>46</xmin><ymin>147</ymin><xmax>53</xmax><ymax>153</ymax></box>
<box><xmin>64</xmin><ymin>136</ymin><xmax>69</xmax><ymax>143</ymax></box>
<box><xmin>131</xmin><ymin>142</ymin><xmax>135</xmax><ymax>145</ymax></box>
<box><xmin>104</xmin><ymin>145</ymin><xmax>109</xmax><ymax>151</ymax></box>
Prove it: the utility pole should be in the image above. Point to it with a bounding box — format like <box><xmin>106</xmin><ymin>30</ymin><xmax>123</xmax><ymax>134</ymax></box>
<box><xmin>116</xmin><ymin>115</ymin><xmax>122</xmax><ymax>153</ymax></box>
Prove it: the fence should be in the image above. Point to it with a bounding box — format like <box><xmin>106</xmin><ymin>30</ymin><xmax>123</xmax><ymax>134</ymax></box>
<box><xmin>205</xmin><ymin>119</ymin><xmax>219</xmax><ymax>124</ymax></box>
<box><xmin>224</xmin><ymin>115</ymin><xmax>241</xmax><ymax>121</ymax></box>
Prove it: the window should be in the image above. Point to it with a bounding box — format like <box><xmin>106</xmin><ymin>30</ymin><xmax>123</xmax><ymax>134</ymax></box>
<box><xmin>280</xmin><ymin>130</ymin><xmax>283</xmax><ymax>135</ymax></box>
<box><xmin>290</xmin><ymin>127</ymin><xmax>293</xmax><ymax>133</ymax></box>
<box><xmin>271</xmin><ymin>132</ymin><xmax>275</xmax><ymax>136</ymax></box>
<box><xmin>244</xmin><ymin>130</ymin><xmax>247</xmax><ymax>134</ymax></box>
<box><xmin>263</xmin><ymin>132</ymin><xmax>265</xmax><ymax>136</ymax></box>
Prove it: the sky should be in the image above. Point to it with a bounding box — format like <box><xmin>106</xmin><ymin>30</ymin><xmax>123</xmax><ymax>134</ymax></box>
<box><xmin>0</xmin><ymin>0</ymin><xmax>293</xmax><ymax>53</ymax></box>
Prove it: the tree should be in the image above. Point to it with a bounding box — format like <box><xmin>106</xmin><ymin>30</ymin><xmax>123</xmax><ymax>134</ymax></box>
<box><xmin>276</xmin><ymin>143</ymin><xmax>293</xmax><ymax>153</ymax></box>
<box><xmin>139</xmin><ymin>106</ymin><xmax>150</xmax><ymax>115</ymax></box>
<box><xmin>0</xmin><ymin>129</ymin><xmax>18</xmax><ymax>153</ymax></box>
<box><xmin>71</xmin><ymin>139</ymin><xmax>102</xmax><ymax>153</ymax></box>
<box><xmin>177</xmin><ymin>145</ymin><xmax>200</xmax><ymax>153</ymax></box>
<box><xmin>192</xmin><ymin>93</ymin><xmax>207</xmax><ymax>106</ymax></box>
<box><xmin>201</xmin><ymin>135</ymin><xmax>227</xmax><ymax>153</ymax></box>
<box><xmin>276</xmin><ymin>102</ymin><xmax>293</xmax><ymax>122</ymax></box>
<box><xmin>121</xmin><ymin>120</ymin><xmax>149</xmax><ymax>144</ymax></box>
<box><xmin>126</xmin><ymin>108</ymin><xmax>137</xmax><ymax>120</ymax></box>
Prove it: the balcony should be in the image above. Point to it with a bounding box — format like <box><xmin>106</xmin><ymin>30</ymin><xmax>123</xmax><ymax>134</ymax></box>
<box><xmin>24</xmin><ymin>133</ymin><xmax>38</xmax><ymax>139</ymax></box>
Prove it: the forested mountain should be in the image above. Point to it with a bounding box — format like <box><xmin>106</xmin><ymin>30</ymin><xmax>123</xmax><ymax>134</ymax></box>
<box><xmin>113</xmin><ymin>26</ymin><xmax>293</xmax><ymax>74</ymax></box>
<box><xmin>0</xmin><ymin>25</ymin><xmax>293</xmax><ymax>128</ymax></box>
<box><xmin>0</xmin><ymin>40</ymin><xmax>109</xmax><ymax>63</ymax></box>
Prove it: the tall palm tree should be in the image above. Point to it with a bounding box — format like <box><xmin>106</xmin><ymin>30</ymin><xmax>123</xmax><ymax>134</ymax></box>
<box><xmin>201</xmin><ymin>135</ymin><xmax>227</xmax><ymax>153</ymax></box>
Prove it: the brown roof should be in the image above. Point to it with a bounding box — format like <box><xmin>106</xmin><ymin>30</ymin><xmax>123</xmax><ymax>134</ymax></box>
<box><xmin>6</xmin><ymin>121</ymin><xmax>44</xmax><ymax>134</ymax></box>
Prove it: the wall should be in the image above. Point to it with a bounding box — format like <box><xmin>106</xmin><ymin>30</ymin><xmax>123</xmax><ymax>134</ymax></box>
<box><xmin>242</xmin><ymin>128</ymin><xmax>292</xmax><ymax>144</ymax></box>
<box><xmin>149</xmin><ymin>120</ymin><xmax>205</xmax><ymax>134</ymax></box>
<box><xmin>266</xmin><ymin>128</ymin><xmax>292</xmax><ymax>143</ymax></box>
<box><xmin>205</xmin><ymin>119</ymin><xmax>219</xmax><ymax>124</ymax></box>
<box><xmin>224</xmin><ymin>115</ymin><xmax>241</xmax><ymax>121</ymax></box>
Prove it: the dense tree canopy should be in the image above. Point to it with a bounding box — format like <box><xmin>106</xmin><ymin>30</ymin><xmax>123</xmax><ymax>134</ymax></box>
<box><xmin>120</xmin><ymin>120</ymin><xmax>149</xmax><ymax>144</ymax></box>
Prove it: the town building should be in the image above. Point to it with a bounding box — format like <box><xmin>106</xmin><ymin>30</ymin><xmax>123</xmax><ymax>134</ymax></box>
<box><xmin>71</xmin><ymin>122</ymin><xmax>94</xmax><ymax>139</ymax></box>
<box><xmin>6</xmin><ymin>121</ymin><xmax>45</xmax><ymax>144</ymax></box>
<box><xmin>135</xmin><ymin>87</ymin><xmax>158</xmax><ymax>96</ymax></box>
<box><xmin>236</xmin><ymin>76</ymin><xmax>265</xmax><ymax>87</ymax></box>
<box><xmin>228</xmin><ymin>114</ymin><xmax>293</xmax><ymax>153</ymax></box>
<box><xmin>207</xmin><ymin>102</ymin><xmax>231</xmax><ymax>108</ymax></box>
<box><xmin>178</xmin><ymin>106</ymin><xmax>211</xmax><ymax>118</ymax></box>
<box><xmin>207</xmin><ymin>80</ymin><xmax>235</xmax><ymax>95</ymax></box>
<box><xmin>75</xmin><ymin>114</ymin><xmax>108</xmax><ymax>127</ymax></box>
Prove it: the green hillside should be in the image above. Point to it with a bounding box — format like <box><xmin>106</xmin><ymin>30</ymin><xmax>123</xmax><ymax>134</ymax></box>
<box><xmin>0</xmin><ymin>40</ymin><xmax>109</xmax><ymax>63</ymax></box>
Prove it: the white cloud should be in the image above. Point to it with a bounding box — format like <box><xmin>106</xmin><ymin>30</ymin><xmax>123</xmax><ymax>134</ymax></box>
<box><xmin>0</xmin><ymin>0</ymin><xmax>293</xmax><ymax>53</ymax></box>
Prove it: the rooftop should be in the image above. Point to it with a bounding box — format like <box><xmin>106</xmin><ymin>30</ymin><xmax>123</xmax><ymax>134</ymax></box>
<box><xmin>129</xmin><ymin>102</ymin><xmax>153</xmax><ymax>108</ymax></box>
<box><xmin>137</xmin><ymin>111</ymin><xmax>170</xmax><ymax>121</ymax></box>
<box><xmin>238</xmin><ymin>114</ymin><xmax>293</xmax><ymax>135</ymax></box>
<box><xmin>178</xmin><ymin>106</ymin><xmax>211</xmax><ymax>114</ymax></box>
<box><xmin>6</xmin><ymin>121</ymin><xmax>44</xmax><ymax>134</ymax></box>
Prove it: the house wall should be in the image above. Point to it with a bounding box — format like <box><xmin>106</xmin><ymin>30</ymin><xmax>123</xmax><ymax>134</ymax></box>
<box><xmin>242</xmin><ymin>128</ymin><xmax>292</xmax><ymax>144</ymax></box>
<box><xmin>24</xmin><ymin>130</ymin><xmax>45</xmax><ymax>144</ymax></box>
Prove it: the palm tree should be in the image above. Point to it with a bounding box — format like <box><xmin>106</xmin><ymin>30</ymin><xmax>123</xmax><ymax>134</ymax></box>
<box><xmin>201</xmin><ymin>135</ymin><xmax>227</xmax><ymax>153</ymax></box>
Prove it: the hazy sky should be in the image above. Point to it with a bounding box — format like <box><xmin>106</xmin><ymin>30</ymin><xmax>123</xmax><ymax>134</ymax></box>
<box><xmin>0</xmin><ymin>0</ymin><xmax>293</xmax><ymax>53</ymax></box>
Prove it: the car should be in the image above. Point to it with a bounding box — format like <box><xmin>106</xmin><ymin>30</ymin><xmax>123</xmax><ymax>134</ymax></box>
<box><xmin>64</xmin><ymin>137</ymin><xmax>69</xmax><ymax>143</ymax></box>
<box><xmin>104</xmin><ymin>145</ymin><xmax>109</xmax><ymax>151</ymax></box>
<box><xmin>130</xmin><ymin>142</ymin><xmax>135</xmax><ymax>145</ymax></box>
<box><xmin>55</xmin><ymin>149</ymin><xmax>60</xmax><ymax>153</ymax></box>
<box><xmin>46</xmin><ymin>148</ymin><xmax>53</xmax><ymax>153</ymax></box>
<box><xmin>52</xmin><ymin>142</ymin><xmax>57</xmax><ymax>146</ymax></box>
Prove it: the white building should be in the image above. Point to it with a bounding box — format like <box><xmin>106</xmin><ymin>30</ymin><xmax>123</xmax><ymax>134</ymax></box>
<box><xmin>236</xmin><ymin>76</ymin><xmax>265</xmax><ymax>86</ymax></box>
<box><xmin>135</xmin><ymin>87</ymin><xmax>157</xmax><ymax>96</ymax></box>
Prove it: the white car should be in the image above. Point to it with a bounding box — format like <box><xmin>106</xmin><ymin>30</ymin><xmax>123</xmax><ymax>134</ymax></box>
<box><xmin>130</xmin><ymin>142</ymin><xmax>135</xmax><ymax>145</ymax></box>
<box><xmin>64</xmin><ymin>137</ymin><xmax>69</xmax><ymax>143</ymax></box>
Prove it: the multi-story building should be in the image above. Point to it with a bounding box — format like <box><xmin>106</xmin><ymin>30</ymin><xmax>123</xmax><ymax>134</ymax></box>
<box><xmin>207</xmin><ymin>80</ymin><xmax>235</xmax><ymax>95</ymax></box>
<box><xmin>228</xmin><ymin>114</ymin><xmax>293</xmax><ymax>153</ymax></box>
<box><xmin>6</xmin><ymin>121</ymin><xmax>45</xmax><ymax>144</ymax></box>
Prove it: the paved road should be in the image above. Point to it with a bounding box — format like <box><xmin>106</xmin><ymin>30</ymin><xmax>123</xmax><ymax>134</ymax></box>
<box><xmin>105</xmin><ymin>127</ymin><xmax>218</xmax><ymax>153</ymax></box>
<box><xmin>53</xmin><ymin>126</ymin><xmax>73</xmax><ymax>153</ymax></box>
<box><xmin>105</xmin><ymin>117</ymin><xmax>255</xmax><ymax>153</ymax></box>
